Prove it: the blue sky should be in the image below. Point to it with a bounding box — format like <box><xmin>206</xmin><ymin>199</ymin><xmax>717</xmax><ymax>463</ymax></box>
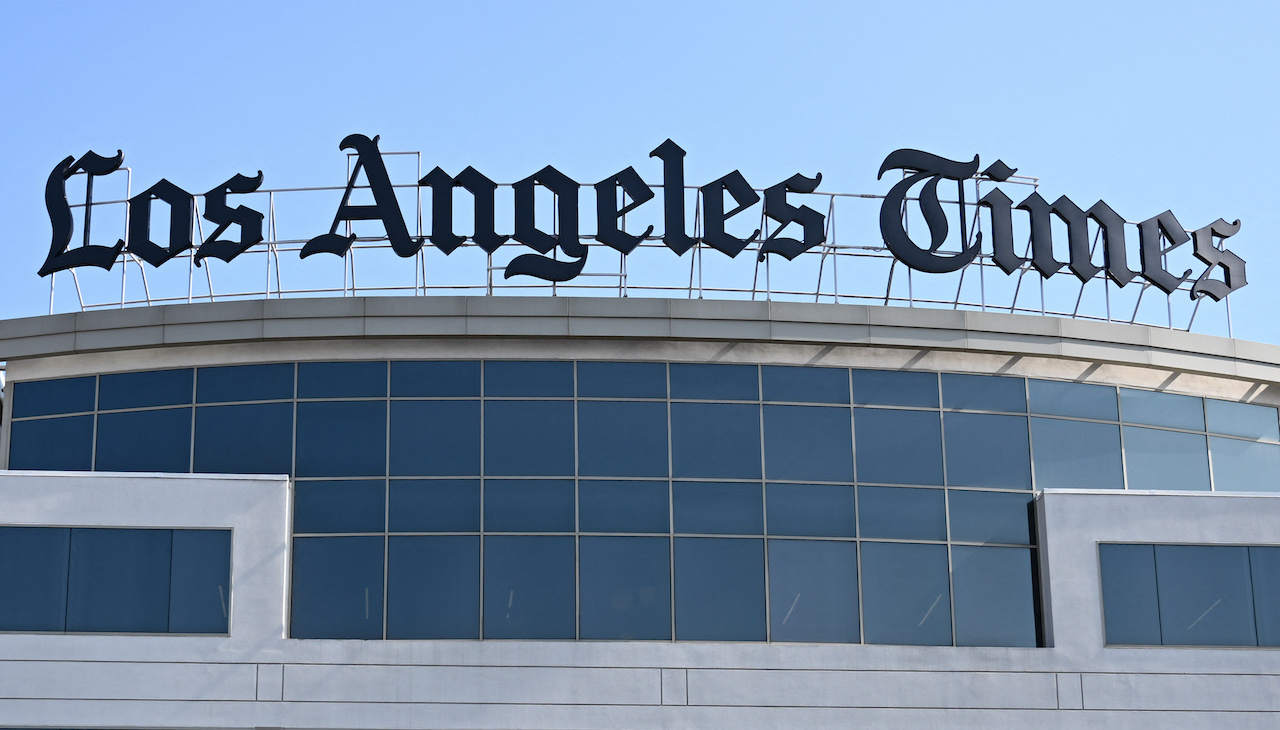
<box><xmin>2</xmin><ymin>1</ymin><xmax>1277</xmax><ymax>341</ymax></box>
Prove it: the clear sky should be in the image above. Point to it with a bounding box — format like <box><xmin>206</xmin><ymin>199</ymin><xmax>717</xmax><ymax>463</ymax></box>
<box><xmin>2</xmin><ymin>1</ymin><xmax>1277</xmax><ymax>341</ymax></box>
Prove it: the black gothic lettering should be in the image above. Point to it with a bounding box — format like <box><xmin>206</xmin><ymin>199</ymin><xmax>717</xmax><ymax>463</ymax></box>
<box><xmin>759</xmin><ymin>173</ymin><xmax>826</xmax><ymax>261</ymax></box>
<box><xmin>649</xmin><ymin>139</ymin><xmax>695</xmax><ymax>255</ymax></box>
<box><xmin>195</xmin><ymin>172</ymin><xmax>265</xmax><ymax>265</ymax></box>
<box><xmin>1137</xmin><ymin>210</ymin><xmax>1193</xmax><ymax>294</ymax></box>
<box><xmin>506</xmin><ymin>166</ymin><xmax>587</xmax><ymax>282</ymax></box>
<box><xmin>1191</xmin><ymin>218</ymin><xmax>1246</xmax><ymax>301</ymax></box>
<box><xmin>419</xmin><ymin>166</ymin><xmax>509</xmax><ymax>255</ymax></box>
<box><xmin>124</xmin><ymin>179</ymin><xmax>196</xmax><ymax>267</ymax></box>
<box><xmin>302</xmin><ymin>134</ymin><xmax>421</xmax><ymax>259</ymax></box>
<box><xmin>877</xmin><ymin>149</ymin><xmax>981</xmax><ymax>273</ymax></box>
<box><xmin>594</xmin><ymin>167</ymin><xmax>654</xmax><ymax>254</ymax></box>
<box><xmin>701</xmin><ymin>171</ymin><xmax>760</xmax><ymax>257</ymax></box>
<box><xmin>39</xmin><ymin>150</ymin><xmax>126</xmax><ymax>276</ymax></box>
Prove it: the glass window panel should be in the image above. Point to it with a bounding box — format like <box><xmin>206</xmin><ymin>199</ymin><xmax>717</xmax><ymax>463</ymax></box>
<box><xmin>854</xmin><ymin>408</ymin><xmax>943</xmax><ymax>485</ymax></box>
<box><xmin>388</xmin><ymin>480</ymin><xmax>480</xmax><ymax>533</ymax></box>
<box><xmin>579</xmin><ymin>480</ymin><xmax>669</xmax><ymax>534</ymax></box>
<box><xmin>196</xmin><ymin>363</ymin><xmax>294</xmax><ymax>403</ymax></box>
<box><xmin>860</xmin><ymin>542</ymin><xmax>952</xmax><ymax>646</ymax></box>
<box><xmin>1206</xmin><ymin>399</ymin><xmax>1280</xmax><ymax>441</ymax></box>
<box><xmin>674</xmin><ymin>537</ymin><xmax>765</xmax><ymax>641</ymax></box>
<box><xmin>386</xmin><ymin>535</ymin><xmax>479</xmax><ymax>639</ymax></box>
<box><xmin>1028</xmin><ymin>379</ymin><xmax>1118</xmax><ymax>421</ymax></box>
<box><xmin>1155</xmin><ymin>545</ymin><xmax>1256</xmax><ymax>646</ymax></box>
<box><xmin>389</xmin><ymin>400</ymin><xmax>480</xmax><ymax>476</ymax></box>
<box><xmin>943</xmin><ymin>413</ymin><xmax>1031</xmax><ymax>489</ymax></box>
<box><xmin>1030</xmin><ymin>418</ymin><xmax>1124</xmax><ymax>490</ymax></box>
<box><xmin>670</xmin><ymin>403</ymin><xmax>761</xmax><ymax>479</ymax></box>
<box><xmin>290</xmin><ymin>536</ymin><xmax>384</xmax><ymax>639</ymax></box>
<box><xmin>99</xmin><ymin>369</ymin><xmax>193</xmax><ymax>410</ymax></box>
<box><xmin>942</xmin><ymin>374</ymin><xmax>1026</xmax><ymax>413</ymax></box>
<box><xmin>1210</xmin><ymin>437</ymin><xmax>1280</xmax><ymax>492</ymax></box>
<box><xmin>1123</xmin><ymin>426</ymin><xmax>1211</xmax><ymax>491</ymax></box>
<box><xmin>951</xmin><ymin>546</ymin><xmax>1037</xmax><ymax>647</ymax></box>
<box><xmin>1249</xmin><ymin>546</ymin><xmax>1280</xmax><ymax>647</ymax></box>
<box><xmin>577</xmin><ymin>401</ymin><xmax>668</xmax><ymax>478</ymax></box>
<box><xmin>766</xmin><ymin>483</ymin><xmax>856</xmax><ymax>538</ymax></box>
<box><xmin>67</xmin><ymin>528</ymin><xmax>171</xmax><ymax>633</ymax></box>
<box><xmin>0</xmin><ymin>526</ymin><xmax>70</xmax><ymax>631</ymax></box>
<box><xmin>579</xmin><ymin>536</ymin><xmax>671</xmax><ymax>640</ymax></box>
<box><xmin>390</xmin><ymin>360</ymin><xmax>480</xmax><ymax>397</ymax></box>
<box><xmin>852</xmin><ymin>370</ymin><xmax>938</xmax><ymax>408</ymax></box>
<box><xmin>297</xmin><ymin>361</ymin><xmax>386</xmax><ymax>399</ymax></box>
<box><xmin>295</xmin><ymin>401</ymin><xmax>387</xmax><ymax>478</ymax></box>
<box><xmin>484</xmin><ymin>361</ymin><xmax>573</xmax><ymax>398</ymax></box>
<box><xmin>168</xmin><ymin>529</ymin><xmax>231</xmax><ymax>634</ymax></box>
<box><xmin>673</xmin><ymin>481</ymin><xmax>763</xmax><ymax>535</ymax></box>
<box><xmin>577</xmin><ymin>362</ymin><xmax>666</xmax><ymax>399</ymax></box>
<box><xmin>294</xmin><ymin>480</ymin><xmax>386</xmax><ymax>533</ymax></box>
<box><xmin>763</xmin><ymin>405</ymin><xmax>853</xmax><ymax>482</ymax></box>
<box><xmin>483</xmin><ymin>536</ymin><xmax>575</xmax><ymax>639</ymax></box>
<box><xmin>193</xmin><ymin>402</ymin><xmax>293</xmax><ymax>475</ymax></box>
<box><xmin>858</xmin><ymin>486</ymin><xmax>946</xmax><ymax>541</ymax></box>
<box><xmin>483</xmin><ymin>400</ymin><xmax>575</xmax><ymax>477</ymax></box>
<box><xmin>1120</xmin><ymin>388</ymin><xmax>1205</xmax><ymax>430</ymax></box>
<box><xmin>1099</xmin><ymin>544</ymin><xmax>1162</xmax><ymax>645</ymax></box>
<box><xmin>483</xmin><ymin>479</ymin><xmax>575</xmax><ymax>532</ymax></box>
<box><xmin>11</xmin><ymin>376</ymin><xmax>95</xmax><ymax>417</ymax></box>
<box><xmin>96</xmin><ymin>408</ymin><xmax>192</xmax><ymax>473</ymax></box>
<box><xmin>948</xmin><ymin>490</ymin><xmax>1033</xmax><ymax>545</ymax></box>
<box><xmin>762</xmin><ymin>366</ymin><xmax>849</xmax><ymax>404</ymax></box>
<box><xmin>768</xmin><ymin>539</ymin><xmax>859</xmax><ymax>643</ymax></box>
<box><xmin>670</xmin><ymin>363</ymin><xmax>758</xmax><ymax>401</ymax></box>
<box><xmin>8</xmin><ymin>415</ymin><xmax>93</xmax><ymax>471</ymax></box>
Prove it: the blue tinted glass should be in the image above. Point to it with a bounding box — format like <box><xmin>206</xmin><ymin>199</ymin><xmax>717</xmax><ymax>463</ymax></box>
<box><xmin>859</xmin><ymin>486</ymin><xmax>946</xmax><ymax>540</ymax></box>
<box><xmin>67</xmin><ymin>528</ymin><xmax>171</xmax><ymax>633</ymax></box>
<box><xmin>1030</xmin><ymin>418</ymin><xmax>1124</xmax><ymax>489</ymax></box>
<box><xmin>96</xmin><ymin>408</ymin><xmax>192</xmax><ymax>473</ymax></box>
<box><xmin>297</xmin><ymin>361</ymin><xmax>386</xmax><ymax>398</ymax></box>
<box><xmin>860</xmin><ymin>542</ymin><xmax>951</xmax><ymax>646</ymax></box>
<box><xmin>1099</xmin><ymin>544</ymin><xmax>1162</xmax><ymax>645</ymax></box>
<box><xmin>294</xmin><ymin>480</ymin><xmax>386</xmax><ymax>533</ymax></box>
<box><xmin>579</xmin><ymin>480</ymin><xmax>669</xmax><ymax>533</ymax></box>
<box><xmin>483</xmin><ymin>480</ymin><xmax>575</xmax><ymax>532</ymax></box>
<box><xmin>943</xmin><ymin>413</ymin><xmax>1031</xmax><ymax>489</ymax></box>
<box><xmin>390</xmin><ymin>361</ymin><xmax>481</xmax><ymax>397</ymax></box>
<box><xmin>388</xmin><ymin>480</ymin><xmax>480</xmax><ymax>532</ymax></box>
<box><xmin>670</xmin><ymin>403</ymin><xmax>761</xmax><ymax>479</ymax></box>
<box><xmin>193</xmin><ymin>403</ymin><xmax>293</xmax><ymax>475</ymax></box>
<box><xmin>763</xmin><ymin>405</ymin><xmax>853</xmax><ymax>482</ymax></box>
<box><xmin>762</xmin><ymin>366</ymin><xmax>849</xmax><ymax>404</ymax></box>
<box><xmin>673</xmin><ymin>481</ymin><xmax>763</xmax><ymax>535</ymax></box>
<box><xmin>852</xmin><ymin>370</ymin><xmax>938</xmax><ymax>407</ymax></box>
<box><xmin>1028</xmin><ymin>379</ymin><xmax>1118</xmax><ymax>420</ymax></box>
<box><xmin>290</xmin><ymin>536</ymin><xmax>384</xmax><ymax>639</ymax></box>
<box><xmin>1123</xmin><ymin>427</ymin><xmax>1211</xmax><ymax>491</ymax></box>
<box><xmin>8</xmin><ymin>415</ymin><xmax>93</xmax><ymax>471</ymax></box>
<box><xmin>1120</xmin><ymin>389</ymin><xmax>1205</xmax><ymax>430</ymax></box>
<box><xmin>670</xmin><ymin>363</ymin><xmax>758</xmax><ymax>401</ymax></box>
<box><xmin>674</xmin><ymin>537</ymin><xmax>765</xmax><ymax>641</ymax></box>
<box><xmin>942</xmin><ymin>374</ymin><xmax>1026</xmax><ymax>413</ymax></box>
<box><xmin>1250</xmin><ymin>547</ymin><xmax>1280</xmax><ymax>647</ymax></box>
<box><xmin>483</xmin><ymin>400</ymin><xmax>575</xmax><ymax>477</ymax></box>
<box><xmin>483</xmin><ymin>536</ymin><xmax>576</xmax><ymax>639</ymax></box>
<box><xmin>295</xmin><ymin>401</ymin><xmax>387</xmax><ymax>478</ymax></box>
<box><xmin>196</xmin><ymin>364</ymin><xmax>294</xmax><ymax>403</ymax></box>
<box><xmin>952</xmin><ymin>546</ymin><xmax>1037</xmax><ymax>647</ymax></box>
<box><xmin>387</xmin><ymin>536</ymin><xmax>479</xmax><ymax>639</ymax></box>
<box><xmin>577</xmin><ymin>362</ymin><xmax>666</xmax><ymax>399</ymax></box>
<box><xmin>948</xmin><ymin>490</ymin><xmax>1033</xmax><ymax>544</ymax></box>
<box><xmin>168</xmin><ymin>529</ymin><xmax>231</xmax><ymax>634</ymax></box>
<box><xmin>484</xmin><ymin>361</ymin><xmax>573</xmax><ymax>397</ymax></box>
<box><xmin>768</xmin><ymin>539</ymin><xmax>859</xmax><ymax>643</ymax></box>
<box><xmin>0</xmin><ymin>527</ymin><xmax>69</xmax><ymax>631</ymax></box>
<box><xmin>11</xmin><ymin>376</ymin><xmax>95</xmax><ymax>417</ymax></box>
<box><xmin>99</xmin><ymin>369</ymin><xmax>193</xmax><ymax>410</ymax></box>
<box><xmin>854</xmin><ymin>408</ymin><xmax>943</xmax><ymax>485</ymax></box>
<box><xmin>766</xmin><ymin>483</ymin><xmax>856</xmax><ymax>538</ymax></box>
<box><xmin>389</xmin><ymin>400</ymin><xmax>480</xmax><ymax>476</ymax></box>
<box><xmin>1155</xmin><ymin>545</ymin><xmax>1256</xmax><ymax>646</ymax></box>
<box><xmin>1206</xmin><ymin>399</ymin><xmax>1280</xmax><ymax>441</ymax></box>
<box><xmin>577</xmin><ymin>401</ymin><xmax>668</xmax><ymax>478</ymax></box>
<box><xmin>579</xmin><ymin>536</ymin><xmax>671</xmax><ymax>640</ymax></box>
<box><xmin>1210</xmin><ymin>437</ymin><xmax>1280</xmax><ymax>492</ymax></box>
